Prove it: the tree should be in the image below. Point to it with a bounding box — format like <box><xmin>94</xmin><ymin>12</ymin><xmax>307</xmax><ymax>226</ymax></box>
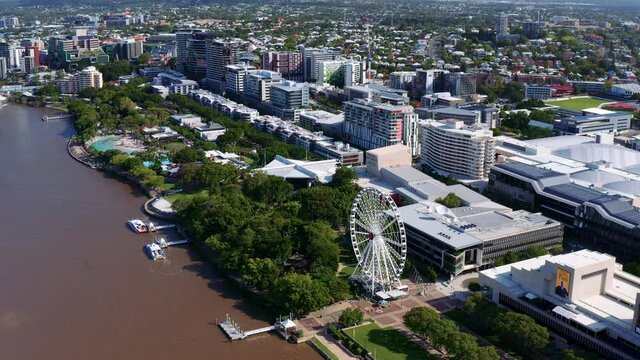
<box><xmin>173</xmin><ymin>147</ymin><xmax>205</xmax><ymax>163</ymax></box>
<box><xmin>495</xmin><ymin>312</ymin><xmax>549</xmax><ymax>351</ymax></box>
<box><xmin>448</xmin><ymin>332</ymin><xmax>479</xmax><ymax>359</ymax></box>
<box><xmin>338</xmin><ymin>308</ymin><xmax>364</xmax><ymax>328</ymax></box>
<box><xmin>243</xmin><ymin>172</ymin><xmax>293</xmax><ymax>204</ymax></box>
<box><xmin>303</xmin><ymin>221</ymin><xmax>340</xmax><ymax>271</ymax></box>
<box><xmin>403</xmin><ymin>307</ymin><xmax>441</xmax><ymax>338</ymax></box>
<box><xmin>137</xmin><ymin>53</ymin><xmax>151</xmax><ymax>65</ymax></box>
<box><xmin>241</xmin><ymin>258</ymin><xmax>281</xmax><ymax>289</ymax></box>
<box><xmin>435</xmin><ymin>192</ymin><xmax>461</xmax><ymax>208</ymax></box>
<box><xmin>178</xmin><ymin>162</ymin><xmax>201</xmax><ymax>187</ymax></box>
<box><xmin>330</xmin><ymin>167</ymin><xmax>357</xmax><ymax>188</ymax></box>
<box><xmin>269</xmin><ymin>273</ymin><xmax>331</xmax><ymax>315</ymax></box>
<box><xmin>98</xmin><ymin>60</ymin><xmax>134</xmax><ymax>82</ymax></box>
<box><xmin>476</xmin><ymin>346</ymin><xmax>500</xmax><ymax>360</ymax></box>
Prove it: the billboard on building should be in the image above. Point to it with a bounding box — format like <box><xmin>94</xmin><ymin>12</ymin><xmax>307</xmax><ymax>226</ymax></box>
<box><xmin>554</xmin><ymin>268</ymin><xmax>571</xmax><ymax>298</ymax></box>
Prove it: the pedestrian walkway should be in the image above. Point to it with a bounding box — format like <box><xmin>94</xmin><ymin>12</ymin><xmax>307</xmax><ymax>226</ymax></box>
<box><xmin>315</xmin><ymin>331</ymin><xmax>359</xmax><ymax>360</ymax></box>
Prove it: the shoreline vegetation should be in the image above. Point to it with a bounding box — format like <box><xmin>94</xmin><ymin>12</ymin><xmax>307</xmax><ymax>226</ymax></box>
<box><xmin>49</xmin><ymin>79</ymin><xmax>361</xmax><ymax>322</ymax></box>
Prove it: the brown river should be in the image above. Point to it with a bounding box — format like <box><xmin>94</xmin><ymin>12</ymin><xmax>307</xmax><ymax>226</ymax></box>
<box><xmin>0</xmin><ymin>104</ymin><xmax>319</xmax><ymax>360</ymax></box>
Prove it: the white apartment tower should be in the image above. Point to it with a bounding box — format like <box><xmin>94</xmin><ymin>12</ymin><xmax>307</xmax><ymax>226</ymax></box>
<box><xmin>420</xmin><ymin>119</ymin><xmax>495</xmax><ymax>179</ymax></box>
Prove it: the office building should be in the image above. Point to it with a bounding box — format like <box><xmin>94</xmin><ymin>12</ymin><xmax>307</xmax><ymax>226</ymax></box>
<box><xmin>444</xmin><ymin>72</ymin><xmax>476</xmax><ymax>97</ymax></box>
<box><xmin>480</xmin><ymin>250</ymin><xmax>640</xmax><ymax>360</ymax></box>
<box><xmin>20</xmin><ymin>55</ymin><xmax>35</xmax><ymax>74</ymax></box>
<box><xmin>525</xmin><ymin>84</ymin><xmax>555</xmax><ymax>100</ymax></box>
<box><xmin>56</xmin><ymin>66</ymin><xmax>103</xmax><ymax>94</ymax></box>
<box><xmin>555</xmin><ymin>113</ymin><xmax>632</xmax><ymax>135</ymax></box>
<box><xmin>225</xmin><ymin>63</ymin><xmax>255</xmax><ymax>97</ymax></box>
<box><xmin>205</xmin><ymin>38</ymin><xmax>241</xmax><ymax>93</ymax></box>
<box><xmin>5</xmin><ymin>16</ymin><xmax>19</xmax><ymax>29</ymax></box>
<box><xmin>523</xmin><ymin>21</ymin><xmax>544</xmax><ymax>39</ymax></box>
<box><xmin>343</xmin><ymin>99</ymin><xmax>419</xmax><ymax>156</ymax></box>
<box><xmin>24</xmin><ymin>45</ymin><xmax>40</xmax><ymax>67</ymax></box>
<box><xmin>299</xmin><ymin>110</ymin><xmax>344</xmax><ymax>136</ymax></box>
<box><xmin>497</xmin><ymin>14</ymin><xmax>509</xmax><ymax>36</ymax></box>
<box><xmin>413</xmin><ymin>69</ymin><xmax>448</xmax><ymax>99</ymax></box>
<box><xmin>262</xmin><ymin>51</ymin><xmax>303</xmax><ymax>82</ymax></box>
<box><xmin>244</xmin><ymin>70</ymin><xmax>282</xmax><ymax>104</ymax></box>
<box><xmin>417</xmin><ymin>106</ymin><xmax>481</xmax><ymax>126</ymax></box>
<box><xmin>270</xmin><ymin>81</ymin><xmax>310</xmax><ymax>122</ymax></box>
<box><xmin>568</xmin><ymin>81</ymin><xmax>605</xmax><ymax>94</ymax></box>
<box><xmin>0</xmin><ymin>57</ymin><xmax>6</xmax><ymax>79</ymax></box>
<box><xmin>357</xmin><ymin>163</ymin><xmax>563</xmax><ymax>276</ymax></box>
<box><xmin>48</xmin><ymin>32</ymin><xmax>108</xmax><ymax>70</ymax></box>
<box><xmin>610</xmin><ymin>84</ymin><xmax>640</xmax><ymax>98</ymax></box>
<box><xmin>421</xmin><ymin>120</ymin><xmax>495</xmax><ymax>179</ymax></box>
<box><xmin>175</xmin><ymin>30</ymin><xmax>202</xmax><ymax>73</ymax></box>
<box><xmin>302</xmin><ymin>47</ymin><xmax>337</xmax><ymax>82</ymax></box>
<box><xmin>185</xmin><ymin>32</ymin><xmax>215</xmax><ymax>82</ymax></box>
<box><xmin>112</xmin><ymin>39</ymin><xmax>144</xmax><ymax>61</ymax></box>
<box><xmin>316</xmin><ymin>58</ymin><xmax>364</xmax><ymax>87</ymax></box>
<box><xmin>389</xmin><ymin>71</ymin><xmax>416</xmax><ymax>91</ymax></box>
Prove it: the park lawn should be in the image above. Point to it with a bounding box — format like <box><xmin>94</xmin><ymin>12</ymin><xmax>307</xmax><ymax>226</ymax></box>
<box><xmin>309</xmin><ymin>337</ymin><xmax>339</xmax><ymax>360</ymax></box>
<box><xmin>349</xmin><ymin>323</ymin><xmax>433</xmax><ymax>360</ymax></box>
<box><xmin>161</xmin><ymin>182</ymin><xmax>177</xmax><ymax>192</ymax></box>
<box><xmin>165</xmin><ymin>189</ymin><xmax>209</xmax><ymax>203</ymax></box>
<box><xmin>544</xmin><ymin>97</ymin><xmax>612</xmax><ymax>111</ymax></box>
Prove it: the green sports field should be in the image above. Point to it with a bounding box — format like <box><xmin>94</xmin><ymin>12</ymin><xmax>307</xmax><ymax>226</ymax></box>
<box><xmin>544</xmin><ymin>97</ymin><xmax>612</xmax><ymax>111</ymax></box>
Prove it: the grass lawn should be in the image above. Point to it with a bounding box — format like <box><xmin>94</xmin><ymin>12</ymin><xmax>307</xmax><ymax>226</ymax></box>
<box><xmin>349</xmin><ymin>323</ymin><xmax>432</xmax><ymax>360</ymax></box>
<box><xmin>309</xmin><ymin>337</ymin><xmax>339</xmax><ymax>360</ymax></box>
<box><xmin>161</xmin><ymin>182</ymin><xmax>178</xmax><ymax>192</ymax></box>
<box><xmin>165</xmin><ymin>189</ymin><xmax>208</xmax><ymax>203</ymax></box>
<box><xmin>544</xmin><ymin>97</ymin><xmax>612</xmax><ymax>111</ymax></box>
<box><xmin>48</xmin><ymin>104</ymin><xmax>68</xmax><ymax>112</ymax></box>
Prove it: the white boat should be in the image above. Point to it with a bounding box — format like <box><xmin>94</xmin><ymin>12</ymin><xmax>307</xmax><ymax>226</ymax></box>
<box><xmin>145</xmin><ymin>243</ymin><xmax>166</xmax><ymax>260</ymax></box>
<box><xmin>155</xmin><ymin>237</ymin><xmax>169</xmax><ymax>248</ymax></box>
<box><xmin>128</xmin><ymin>219</ymin><xmax>149</xmax><ymax>233</ymax></box>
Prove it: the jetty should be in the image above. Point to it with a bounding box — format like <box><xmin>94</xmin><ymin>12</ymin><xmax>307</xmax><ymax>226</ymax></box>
<box><xmin>42</xmin><ymin>114</ymin><xmax>73</xmax><ymax>122</ymax></box>
<box><xmin>155</xmin><ymin>237</ymin><xmax>188</xmax><ymax>248</ymax></box>
<box><xmin>217</xmin><ymin>314</ymin><xmax>295</xmax><ymax>341</ymax></box>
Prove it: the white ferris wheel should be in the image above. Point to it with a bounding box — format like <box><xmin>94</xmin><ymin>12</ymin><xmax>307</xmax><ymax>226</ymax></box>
<box><xmin>349</xmin><ymin>188</ymin><xmax>407</xmax><ymax>295</ymax></box>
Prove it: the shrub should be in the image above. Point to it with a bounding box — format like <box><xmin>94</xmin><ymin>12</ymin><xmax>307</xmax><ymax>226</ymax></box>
<box><xmin>468</xmin><ymin>282</ymin><xmax>482</xmax><ymax>292</ymax></box>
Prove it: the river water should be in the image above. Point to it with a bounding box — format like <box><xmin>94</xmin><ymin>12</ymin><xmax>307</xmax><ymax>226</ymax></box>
<box><xmin>0</xmin><ymin>104</ymin><xmax>319</xmax><ymax>360</ymax></box>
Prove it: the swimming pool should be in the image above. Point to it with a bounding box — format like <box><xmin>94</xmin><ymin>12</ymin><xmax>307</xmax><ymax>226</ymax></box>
<box><xmin>90</xmin><ymin>135</ymin><xmax>145</xmax><ymax>154</ymax></box>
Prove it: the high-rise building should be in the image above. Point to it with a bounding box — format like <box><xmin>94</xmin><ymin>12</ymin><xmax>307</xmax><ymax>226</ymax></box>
<box><xmin>343</xmin><ymin>99</ymin><xmax>419</xmax><ymax>156</ymax></box>
<box><xmin>112</xmin><ymin>39</ymin><xmax>144</xmax><ymax>60</ymax></box>
<box><xmin>0</xmin><ymin>57</ymin><xmax>7</xmax><ymax>79</ymax></box>
<box><xmin>205</xmin><ymin>38</ymin><xmax>241</xmax><ymax>93</ymax></box>
<box><xmin>316</xmin><ymin>58</ymin><xmax>364</xmax><ymax>87</ymax></box>
<box><xmin>47</xmin><ymin>33</ymin><xmax>107</xmax><ymax>70</ymax></box>
<box><xmin>225</xmin><ymin>63</ymin><xmax>256</xmax><ymax>97</ymax></box>
<box><xmin>497</xmin><ymin>14</ymin><xmax>509</xmax><ymax>36</ymax></box>
<box><xmin>24</xmin><ymin>45</ymin><xmax>40</xmax><ymax>67</ymax></box>
<box><xmin>389</xmin><ymin>71</ymin><xmax>416</xmax><ymax>90</ymax></box>
<box><xmin>302</xmin><ymin>47</ymin><xmax>337</xmax><ymax>82</ymax></box>
<box><xmin>420</xmin><ymin>120</ymin><xmax>495</xmax><ymax>179</ymax></box>
<box><xmin>261</xmin><ymin>51</ymin><xmax>303</xmax><ymax>82</ymax></box>
<box><xmin>244</xmin><ymin>70</ymin><xmax>282</xmax><ymax>104</ymax></box>
<box><xmin>523</xmin><ymin>21</ymin><xmax>544</xmax><ymax>39</ymax></box>
<box><xmin>5</xmin><ymin>17</ymin><xmax>19</xmax><ymax>29</ymax></box>
<box><xmin>185</xmin><ymin>32</ymin><xmax>215</xmax><ymax>82</ymax></box>
<box><xmin>56</xmin><ymin>66</ymin><xmax>103</xmax><ymax>94</ymax></box>
<box><xmin>175</xmin><ymin>29</ymin><xmax>202</xmax><ymax>73</ymax></box>
<box><xmin>444</xmin><ymin>72</ymin><xmax>476</xmax><ymax>96</ymax></box>
<box><xmin>413</xmin><ymin>69</ymin><xmax>448</xmax><ymax>99</ymax></box>
<box><xmin>270</xmin><ymin>81</ymin><xmax>310</xmax><ymax>121</ymax></box>
<box><xmin>20</xmin><ymin>56</ymin><xmax>35</xmax><ymax>74</ymax></box>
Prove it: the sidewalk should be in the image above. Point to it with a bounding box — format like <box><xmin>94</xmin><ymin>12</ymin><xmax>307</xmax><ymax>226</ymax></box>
<box><xmin>315</xmin><ymin>330</ymin><xmax>359</xmax><ymax>360</ymax></box>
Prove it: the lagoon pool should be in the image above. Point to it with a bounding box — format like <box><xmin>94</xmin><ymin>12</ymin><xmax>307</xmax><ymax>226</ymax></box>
<box><xmin>90</xmin><ymin>135</ymin><xmax>145</xmax><ymax>154</ymax></box>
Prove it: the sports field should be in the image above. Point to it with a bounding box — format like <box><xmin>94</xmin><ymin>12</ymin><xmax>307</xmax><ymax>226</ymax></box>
<box><xmin>544</xmin><ymin>97</ymin><xmax>612</xmax><ymax>111</ymax></box>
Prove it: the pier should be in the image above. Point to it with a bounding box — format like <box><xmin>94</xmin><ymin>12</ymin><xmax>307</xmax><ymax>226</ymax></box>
<box><xmin>42</xmin><ymin>114</ymin><xmax>73</xmax><ymax>122</ymax></box>
<box><xmin>154</xmin><ymin>224</ymin><xmax>175</xmax><ymax>230</ymax></box>
<box><xmin>155</xmin><ymin>237</ymin><xmax>188</xmax><ymax>248</ymax></box>
<box><xmin>217</xmin><ymin>314</ymin><xmax>281</xmax><ymax>341</ymax></box>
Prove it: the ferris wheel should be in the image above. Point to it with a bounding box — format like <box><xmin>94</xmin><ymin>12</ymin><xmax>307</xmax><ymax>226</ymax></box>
<box><xmin>350</xmin><ymin>188</ymin><xmax>407</xmax><ymax>295</ymax></box>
